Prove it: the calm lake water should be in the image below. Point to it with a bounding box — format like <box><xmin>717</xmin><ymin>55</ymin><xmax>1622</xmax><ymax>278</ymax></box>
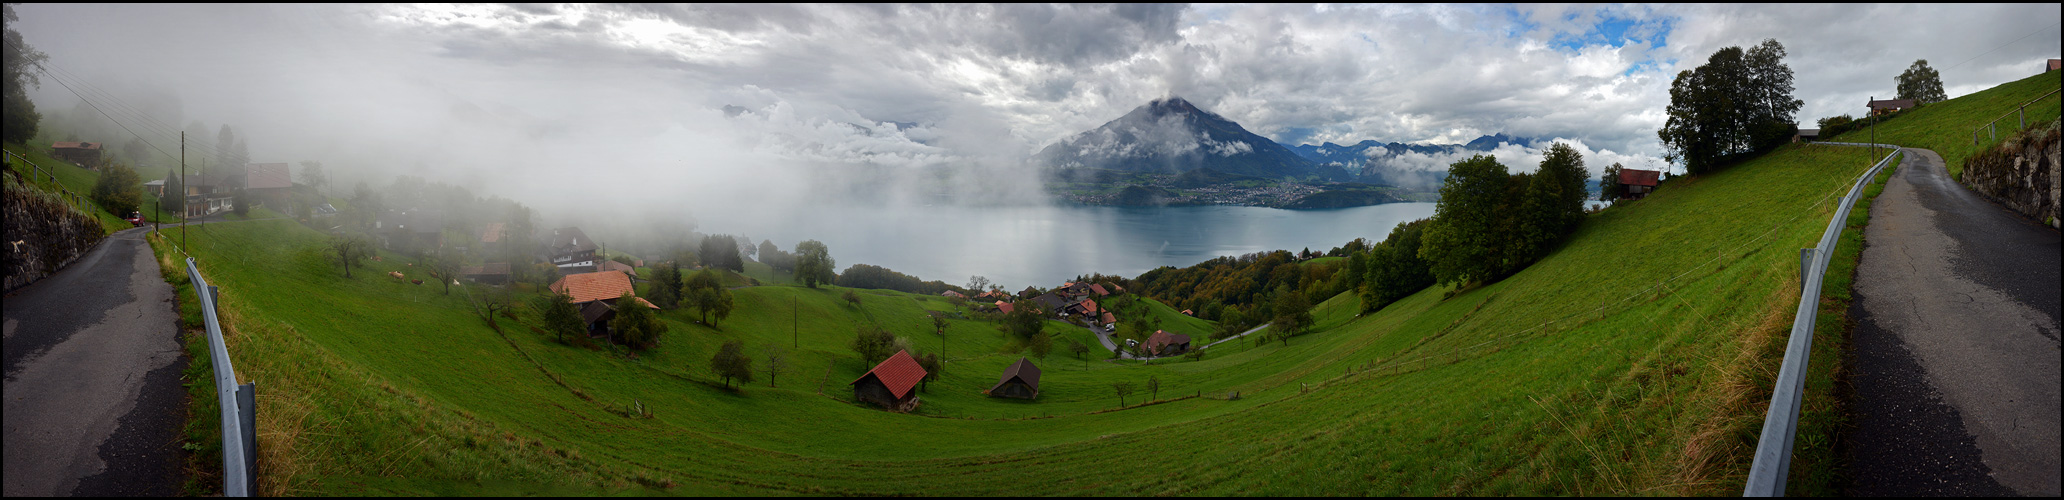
<box><xmin>719</xmin><ymin>202</ymin><xmax>1438</xmax><ymax>291</ymax></box>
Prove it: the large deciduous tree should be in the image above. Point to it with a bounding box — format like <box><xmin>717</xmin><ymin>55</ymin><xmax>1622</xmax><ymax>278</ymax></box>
<box><xmin>611</xmin><ymin>291</ymin><xmax>666</xmax><ymax>352</ymax></box>
<box><xmin>2</xmin><ymin>4</ymin><xmax>47</xmax><ymax>145</ymax></box>
<box><xmin>684</xmin><ymin>268</ymin><xmax>734</xmax><ymax>327</ymax></box>
<box><xmin>793</xmin><ymin>239</ymin><xmax>835</xmax><ymax>288</ymax></box>
<box><xmin>91</xmin><ymin>163</ymin><xmax>141</xmax><ymax>217</ymax></box>
<box><xmin>1659</xmin><ymin>39</ymin><xmax>1801</xmax><ymax>175</ymax></box>
<box><xmin>537</xmin><ymin>292</ymin><xmax>585</xmax><ymax>344</ymax></box>
<box><xmin>1418</xmin><ymin>155</ymin><xmax>1512</xmax><ymax>286</ymax></box>
<box><xmin>324</xmin><ymin>233</ymin><xmax>371</xmax><ymax>278</ymax></box>
<box><xmin>1896</xmin><ymin>59</ymin><xmax>1947</xmax><ymax>105</ymax></box>
<box><xmin>709</xmin><ymin>340</ymin><xmax>753</xmax><ymax>389</ymax></box>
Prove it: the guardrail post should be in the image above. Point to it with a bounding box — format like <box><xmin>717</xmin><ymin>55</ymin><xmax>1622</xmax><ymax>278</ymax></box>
<box><xmin>209</xmin><ymin>285</ymin><xmax>220</xmax><ymax>318</ymax></box>
<box><xmin>236</xmin><ymin>382</ymin><xmax>258</xmax><ymax>495</ymax></box>
<box><xmin>1800</xmin><ymin>249</ymin><xmax>1815</xmax><ymax>295</ymax></box>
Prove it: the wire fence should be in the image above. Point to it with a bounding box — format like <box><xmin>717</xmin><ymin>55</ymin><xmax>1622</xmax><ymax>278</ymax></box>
<box><xmin>1972</xmin><ymin>88</ymin><xmax>2062</xmax><ymax>146</ymax></box>
<box><xmin>4</xmin><ymin>149</ymin><xmax>104</xmax><ymax>218</ymax></box>
<box><xmin>1741</xmin><ymin>142</ymin><xmax>1900</xmax><ymax>497</ymax></box>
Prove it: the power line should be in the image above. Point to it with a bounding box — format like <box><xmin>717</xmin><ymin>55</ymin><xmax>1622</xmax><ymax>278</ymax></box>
<box><xmin>1940</xmin><ymin>19</ymin><xmax>2061</xmax><ymax>72</ymax></box>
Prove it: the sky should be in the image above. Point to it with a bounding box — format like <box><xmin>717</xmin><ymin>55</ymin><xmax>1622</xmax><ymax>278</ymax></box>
<box><xmin>11</xmin><ymin>3</ymin><xmax>2062</xmax><ymax>226</ymax></box>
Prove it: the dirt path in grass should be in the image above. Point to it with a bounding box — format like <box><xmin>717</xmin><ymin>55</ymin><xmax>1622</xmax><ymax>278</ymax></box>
<box><xmin>1844</xmin><ymin>147</ymin><xmax>2060</xmax><ymax>496</ymax></box>
<box><xmin>2</xmin><ymin>226</ymin><xmax>186</xmax><ymax>496</ymax></box>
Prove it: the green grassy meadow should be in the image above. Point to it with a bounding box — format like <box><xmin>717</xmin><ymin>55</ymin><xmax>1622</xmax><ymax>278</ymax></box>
<box><xmin>150</xmin><ymin>137</ymin><xmax>1884</xmax><ymax>495</ymax></box>
<box><xmin>1822</xmin><ymin>71</ymin><xmax>2061</xmax><ymax>181</ymax></box>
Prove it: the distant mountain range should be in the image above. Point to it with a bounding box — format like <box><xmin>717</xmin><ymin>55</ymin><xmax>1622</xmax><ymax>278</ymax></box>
<box><xmin>1034</xmin><ymin>96</ymin><xmax>1541</xmax><ymax>189</ymax></box>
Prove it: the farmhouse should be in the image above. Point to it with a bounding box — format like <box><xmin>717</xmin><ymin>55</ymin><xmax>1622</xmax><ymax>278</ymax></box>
<box><xmin>1867</xmin><ymin>98</ymin><xmax>1918</xmax><ymax>116</ymax></box>
<box><xmin>549</xmin><ymin>269</ymin><xmax>658</xmax><ymax>336</ymax></box>
<box><xmin>984</xmin><ymin>357</ymin><xmax>1041</xmax><ymax>399</ymax></box>
<box><xmin>243</xmin><ymin>163</ymin><xmax>293</xmax><ymax>210</ymax></box>
<box><xmin>154</xmin><ymin>169</ymin><xmax>239</xmax><ymax>218</ymax></box>
<box><xmin>996</xmin><ymin>301</ymin><xmax>1014</xmax><ymax>314</ymax></box>
<box><xmin>1145</xmin><ymin>330</ymin><xmax>1192</xmax><ymax>357</ymax></box>
<box><xmin>850</xmin><ymin>350</ymin><xmax>927</xmax><ymax>412</ymax></box>
<box><xmin>50</xmin><ymin>141</ymin><xmax>101</xmax><ymax>166</ymax></box>
<box><xmin>1616</xmin><ymin>168</ymin><xmax>1662</xmax><ymax>201</ymax></box>
<box><xmin>460</xmin><ymin>262</ymin><xmax>510</xmax><ymax>284</ymax></box>
<box><xmin>545</xmin><ymin>226</ymin><xmax>600</xmax><ymax>273</ymax></box>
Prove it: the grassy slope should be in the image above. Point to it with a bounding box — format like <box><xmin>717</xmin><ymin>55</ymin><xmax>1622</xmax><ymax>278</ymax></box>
<box><xmin>1822</xmin><ymin>71</ymin><xmax>2061</xmax><ymax>181</ymax></box>
<box><xmin>167</xmin><ymin>140</ymin><xmax>1874</xmax><ymax>495</ymax></box>
<box><xmin>4</xmin><ymin>141</ymin><xmax>184</xmax><ymax>230</ymax></box>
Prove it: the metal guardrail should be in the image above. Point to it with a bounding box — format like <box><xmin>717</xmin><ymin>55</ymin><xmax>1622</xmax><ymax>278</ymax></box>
<box><xmin>1741</xmin><ymin>142</ymin><xmax>1900</xmax><ymax>496</ymax></box>
<box><xmin>185</xmin><ymin>257</ymin><xmax>256</xmax><ymax>496</ymax></box>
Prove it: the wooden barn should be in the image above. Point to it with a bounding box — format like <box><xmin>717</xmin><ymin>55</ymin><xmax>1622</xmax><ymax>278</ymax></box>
<box><xmin>50</xmin><ymin>141</ymin><xmax>102</xmax><ymax>166</ymax></box>
<box><xmin>984</xmin><ymin>357</ymin><xmax>1042</xmax><ymax>400</ymax></box>
<box><xmin>851</xmin><ymin>350</ymin><xmax>928</xmax><ymax>412</ymax></box>
<box><xmin>1616</xmin><ymin>168</ymin><xmax>1662</xmax><ymax>201</ymax></box>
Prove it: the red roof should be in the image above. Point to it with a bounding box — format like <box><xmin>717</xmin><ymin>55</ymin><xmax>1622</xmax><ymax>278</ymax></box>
<box><xmin>851</xmin><ymin>350</ymin><xmax>927</xmax><ymax>399</ymax></box>
<box><xmin>1080</xmin><ymin>299</ymin><xmax>1099</xmax><ymax>313</ymax></box>
<box><xmin>51</xmin><ymin>141</ymin><xmax>101</xmax><ymax>150</ymax></box>
<box><xmin>997</xmin><ymin>301</ymin><xmax>1013</xmax><ymax>313</ymax></box>
<box><xmin>1618</xmin><ymin>168</ymin><xmax>1661</xmax><ymax>187</ymax></box>
<box><xmin>1089</xmin><ymin>284</ymin><xmax>1109</xmax><ymax>296</ymax></box>
<box><xmin>550</xmin><ymin>270</ymin><xmax>638</xmax><ymax>303</ymax></box>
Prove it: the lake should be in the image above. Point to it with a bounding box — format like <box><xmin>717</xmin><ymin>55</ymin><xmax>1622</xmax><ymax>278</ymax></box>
<box><xmin>716</xmin><ymin>202</ymin><xmax>1439</xmax><ymax>292</ymax></box>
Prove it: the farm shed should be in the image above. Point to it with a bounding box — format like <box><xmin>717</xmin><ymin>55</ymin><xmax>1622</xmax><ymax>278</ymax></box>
<box><xmin>984</xmin><ymin>357</ymin><xmax>1042</xmax><ymax>399</ymax></box>
<box><xmin>1617</xmin><ymin>168</ymin><xmax>1662</xmax><ymax>201</ymax></box>
<box><xmin>851</xmin><ymin>350</ymin><xmax>927</xmax><ymax>412</ymax></box>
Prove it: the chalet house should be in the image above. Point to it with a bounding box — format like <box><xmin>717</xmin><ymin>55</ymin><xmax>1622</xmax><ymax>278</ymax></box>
<box><xmin>374</xmin><ymin>209</ymin><xmax>444</xmax><ymax>255</ymax></box>
<box><xmin>545</xmin><ymin>227</ymin><xmax>600</xmax><ymax>274</ymax></box>
<box><xmin>549</xmin><ymin>269</ymin><xmax>658</xmax><ymax>337</ymax></box>
<box><xmin>51</xmin><ymin>142</ymin><xmax>102</xmax><ymax>167</ymax></box>
<box><xmin>478</xmin><ymin>222</ymin><xmax>506</xmax><ymax>256</ymax></box>
<box><xmin>242</xmin><ymin>163</ymin><xmax>292</xmax><ymax>211</ymax></box>
<box><xmin>1616</xmin><ymin>168</ymin><xmax>1662</xmax><ymax>201</ymax></box>
<box><xmin>1868</xmin><ymin>99</ymin><xmax>1918</xmax><ymax>116</ymax></box>
<box><xmin>984</xmin><ymin>357</ymin><xmax>1042</xmax><ymax>399</ymax></box>
<box><xmin>1145</xmin><ymin>330</ymin><xmax>1192</xmax><ymax>357</ymax></box>
<box><xmin>460</xmin><ymin>262</ymin><xmax>510</xmax><ymax>285</ymax></box>
<box><xmin>850</xmin><ymin>350</ymin><xmax>927</xmax><ymax>412</ymax></box>
<box><xmin>1032</xmin><ymin>293</ymin><xmax>1071</xmax><ymax>318</ymax></box>
<box><xmin>154</xmin><ymin>169</ymin><xmax>238</xmax><ymax>218</ymax></box>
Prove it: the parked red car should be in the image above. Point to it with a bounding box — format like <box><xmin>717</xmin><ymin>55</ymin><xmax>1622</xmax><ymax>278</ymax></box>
<box><xmin>125</xmin><ymin>211</ymin><xmax>144</xmax><ymax>227</ymax></box>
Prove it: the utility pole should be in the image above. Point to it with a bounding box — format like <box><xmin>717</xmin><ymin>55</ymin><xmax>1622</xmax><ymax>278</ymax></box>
<box><xmin>792</xmin><ymin>295</ymin><xmax>797</xmax><ymax>348</ymax></box>
<box><xmin>180</xmin><ymin>132</ymin><xmax>186</xmax><ymax>251</ymax></box>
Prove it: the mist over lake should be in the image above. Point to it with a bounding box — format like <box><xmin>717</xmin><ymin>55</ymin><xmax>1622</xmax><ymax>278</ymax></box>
<box><xmin>714</xmin><ymin>202</ymin><xmax>1438</xmax><ymax>290</ymax></box>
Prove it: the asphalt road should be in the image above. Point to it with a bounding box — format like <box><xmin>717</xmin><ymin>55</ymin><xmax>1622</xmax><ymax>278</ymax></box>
<box><xmin>3</xmin><ymin>226</ymin><xmax>186</xmax><ymax>497</ymax></box>
<box><xmin>1845</xmin><ymin>147</ymin><xmax>2061</xmax><ymax>496</ymax></box>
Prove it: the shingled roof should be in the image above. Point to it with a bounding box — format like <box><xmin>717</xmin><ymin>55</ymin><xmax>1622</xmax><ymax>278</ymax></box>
<box><xmin>851</xmin><ymin>350</ymin><xmax>927</xmax><ymax>400</ymax></box>
<box><xmin>550</xmin><ymin>270</ymin><xmax>639</xmax><ymax>303</ymax></box>
<box><xmin>986</xmin><ymin>357</ymin><xmax>1041</xmax><ymax>397</ymax></box>
<box><xmin>1618</xmin><ymin>168</ymin><xmax>1661</xmax><ymax>187</ymax></box>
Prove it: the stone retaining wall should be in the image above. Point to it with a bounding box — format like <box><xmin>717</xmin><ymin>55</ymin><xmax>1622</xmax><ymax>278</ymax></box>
<box><xmin>1963</xmin><ymin>120</ymin><xmax>2062</xmax><ymax>228</ymax></box>
<box><xmin>4</xmin><ymin>171</ymin><xmax>108</xmax><ymax>293</ymax></box>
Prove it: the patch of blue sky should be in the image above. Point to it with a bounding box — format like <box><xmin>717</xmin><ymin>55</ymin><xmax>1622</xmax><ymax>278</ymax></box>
<box><xmin>1548</xmin><ymin>15</ymin><xmax>1673</xmax><ymax>53</ymax></box>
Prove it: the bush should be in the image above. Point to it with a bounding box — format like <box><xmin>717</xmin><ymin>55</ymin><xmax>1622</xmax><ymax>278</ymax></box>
<box><xmin>90</xmin><ymin>163</ymin><xmax>141</xmax><ymax>218</ymax></box>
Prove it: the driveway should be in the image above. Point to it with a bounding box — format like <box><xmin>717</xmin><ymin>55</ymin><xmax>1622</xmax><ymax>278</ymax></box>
<box><xmin>3</xmin><ymin>226</ymin><xmax>187</xmax><ymax>496</ymax></box>
<box><xmin>1845</xmin><ymin>147</ymin><xmax>2060</xmax><ymax>496</ymax></box>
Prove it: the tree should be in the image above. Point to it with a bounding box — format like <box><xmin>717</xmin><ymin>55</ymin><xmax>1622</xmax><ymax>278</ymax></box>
<box><xmin>298</xmin><ymin>160</ymin><xmax>327</xmax><ymax>192</ymax></box>
<box><xmin>1147</xmin><ymin>375</ymin><xmax>1161</xmax><ymax>401</ymax></box>
<box><xmin>684</xmin><ymin>268</ymin><xmax>734</xmax><ymax>327</ymax></box>
<box><xmin>536</xmin><ymin>292</ymin><xmax>585</xmax><ymax>344</ymax></box>
<box><xmin>709</xmin><ymin>340</ymin><xmax>753</xmax><ymax>389</ymax></box>
<box><xmin>931</xmin><ymin>314</ymin><xmax>948</xmax><ymax>336</ymax></box>
<box><xmin>1896</xmin><ymin>59</ymin><xmax>1947</xmax><ymax>105</ymax></box>
<box><xmin>1419</xmin><ymin>155</ymin><xmax>1511</xmax><ymax>286</ymax></box>
<box><xmin>611</xmin><ymin>291</ymin><xmax>667</xmax><ymax>352</ymax></box>
<box><xmin>230</xmin><ymin>188</ymin><xmax>251</xmax><ymax>216</ymax></box>
<box><xmin>793</xmin><ymin>239</ymin><xmax>835</xmax><ymax>288</ymax></box>
<box><xmin>760</xmin><ymin>345</ymin><xmax>791</xmax><ymax>388</ymax></box>
<box><xmin>645</xmin><ymin>262</ymin><xmax>682</xmax><ymax>309</ymax></box>
<box><xmin>698</xmin><ymin>233</ymin><xmax>743</xmax><ymax>272</ymax></box>
<box><xmin>1362</xmin><ymin>218</ymin><xmax>1435</xmax><ymax>312</ymax></box>
<box><xmin>966</xmin><ymin>275</ymin><xmax>990</xmax><ymax>293</ymax></box>
<box><xmin>1000</xmin><ymin>300</ymin><xmax>1044</xmax><ymax>344</ymax></box>
<box><xmin>324</xmin><ymin>233</ymin><xmax>371</xmax><ymax>278</ymax></box>
<box><xmin>1113</xmin><ymin>381</ymin><xmax>1135</xmax><ymax>407</ymax></box>
<box><xmin>851</xmin><ymin>325</ymin><xmax>898</xmax><ymax>366</ymax></box>
<box><xmin>161</xmin><ymin>173</ymin><xmax>185</xmax><ymax>214</ymax></box>
<box><xmin>1271</xmin><ymin>290</ymin><xmax>1312</xmax><ymax>345</ymax></box>
<box><xmin>1067</xmin><ymin>339</ymin><xmax>1090</xmax><ymax>370</ymax></box>
<box><xmin>91</xmin><ymin>163</ymin><xmax>141</xmax><ymax>217</ymax></box>
<box><xmin>1530</xmin><ymin>142</ymin><xmax>1590</xmax><ymax>235</ymax></box>
<box><xmin>1658</xmin><ymin>39</ymin><xmax>1802</xmax><ymax>175</ymax></box>
<box><xmin>1598</xmin><ymin>163</ymin><xmax>1626</xmax><ymax>202</ymax></box>
<box><xmin>1215</xmin><ymin>308</ymin><xmax>1247</xmax><ymax>340</ymax></box>
<box><xmin>1028</xmin><ymin>331</ymin><xmax>1054</xmax><ymax>361</ymax></box>
<box><xmin>2</xmin><ymin>4</ymin><xmax>47</xmax><ymax>145</ymax></box>
<box><xmin>428</xmin><ymin>248</ymin><xmax>462</xmax><ymax>295</ymax></box>
<box><xmin>842</xmin><ymin>290</ymin><xmax>861</xmax><ymax>308</ymax></box>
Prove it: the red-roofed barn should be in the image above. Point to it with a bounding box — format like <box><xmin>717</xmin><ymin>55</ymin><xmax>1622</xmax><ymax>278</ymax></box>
<box><xmin>1617</xmin><ymin>168</ymin><xmax>1662</xmax><ymax>201</ymax></box>
<box><xmin>851</xmin><ymin>350</ymin><xmax>928</xmax><ymax>412</ymax></box>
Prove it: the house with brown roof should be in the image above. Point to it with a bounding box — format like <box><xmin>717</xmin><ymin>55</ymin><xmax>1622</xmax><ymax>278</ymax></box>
<box><xmin>984</xmin><ymin>357</ymin><xmax>1041</xmax><ymax>399</ymax></box>
<box><xmin>1145</xmin><ymin>330</ymin><xmax>1192</xmax><ymax>357</ymax></box>
<box><xmin>51</xmin><ymin>142</ymin><xmax>102</xmax><ymax>167</ymax></box>
<box><xmin>549</xmin><ymin>270</ymin><xmax>658</xmax><ymax>336</ymax></box>
<box><xmin>1616</xmin><ymin>168</ymin><xmax>1662</xmax><ymax>201</ymax></box>
<box><xmin>942</xmin><ymin>290</ymin><xmax>966</xmax><ymax>299</ymax></box>
<box><xmin>478</xmin><ymin>222</ymin><xmax>507</xmax><ymax>255</ymax></box>
<box><xmin>851</xmin><ymin>350</ymin><xmax>927</xmax><ymax>411</ymax></box>
<box><xmin>1868</xmin><ymin>98</ymin><xmax>1918</xmax><ymax>116</ymax></box>
<box><xmin>242</xmin><ymin>163</ymin><xmax>292</xmax><ymax>210</ymax></box>
<box><xmin>460</xmin><ymin>262</ymin><xmax>511</xmax><ymax>285</ymax></box>
<box><xmin>996</xmin><ymin>301</ymin><xmax>1014</xmax><ymax>314</ymax></box>
<box><xmin>1088</xmin><ymin>283</ymin><xmax>1109</xmax><ymax>296</ymax></box>
<box><xmin>156</xmin><ymin>169</ymin><xmax>239</xmax><ymax>218</ymax></box>
<box><xmin>545</xmin><ymin>227</ymin><xmax>600</xmax><ymax>273</ymax></box>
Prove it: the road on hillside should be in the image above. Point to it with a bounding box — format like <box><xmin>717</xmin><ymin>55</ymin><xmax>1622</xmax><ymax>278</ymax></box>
<box><xmin>1845</xmin><ymin>147</ymin><xmax>2061</xmax><ymax>496</ymax></box>
<box><xmin>3</xmin><ymin>226</ymin><xmax>186</xmax><ymax>496</ymax></box>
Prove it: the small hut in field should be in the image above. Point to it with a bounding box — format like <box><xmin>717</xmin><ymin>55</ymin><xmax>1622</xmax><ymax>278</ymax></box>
<box><xmin>984</xmin><ymin>357</ymin><xmax>1042</xmax><ymax>400</ymax></box>
<box><xmin>851</xmin><ymin>350</ymin><xmax>928</xmax><ymax>412</ymax></box>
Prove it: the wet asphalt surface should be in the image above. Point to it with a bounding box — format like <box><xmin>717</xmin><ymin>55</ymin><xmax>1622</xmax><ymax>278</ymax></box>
<box><xmin>1843</xmin><ymin>148</ymin><xmax>2061</xmax><ymax>496</ymax></box>
<box><xmin>3</xmin><ymin>227</ymin><xmax>187</xmax><ymax>496</ymax></box>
